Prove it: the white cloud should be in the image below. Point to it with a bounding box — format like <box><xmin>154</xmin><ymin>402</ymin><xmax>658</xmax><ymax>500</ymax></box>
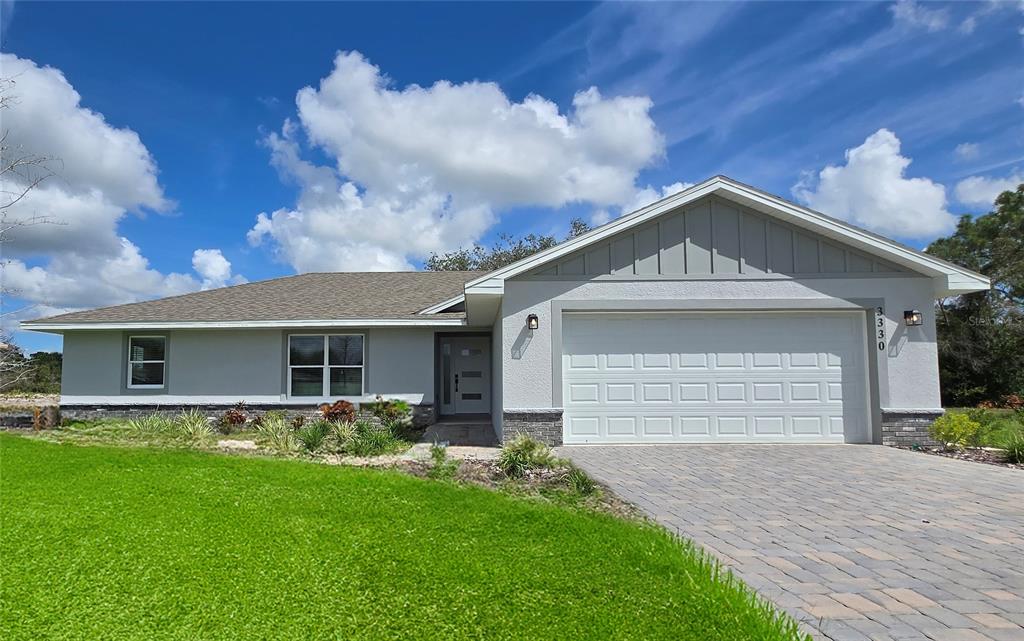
<box><xmin>192</xmin><ymin>249</ymin><xmax>247</xmax><ymax>290</ymax></box>
<box><xmin>954</xmin><ymin>142</ymin><xmax>981</xmax><ymax>161</ymax></box>
<box><xmin>890</xmin><ymin>0</ymin><xmax>950</xmax><ymax>32</ymax></box>
<box><xmin>622</xmin><ymin>181</ymin><xmax>692</xmax><ymax>214</ymax></box>
<box><xmin>954</xmin><ymin>171</ymin><xmax>1023</xmax><ymax>208</ymax></box>
<box><xmin>0</xmin><ymin>54</ymin><xmax>243</xmax><ymax>317</ymax></box>
<box><xmin>249</xmin><ymin>50</ymin><xmax>664</xmax><ymax>272</ymax></box>
<box><xmin>793</xmin><ymin>128</ymin><xmax>956</xmax><ymax>239</ymax></box>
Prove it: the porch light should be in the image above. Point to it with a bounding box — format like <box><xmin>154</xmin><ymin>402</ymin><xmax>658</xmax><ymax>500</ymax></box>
<box><xmin>904</xmin><ymin>310</ymin><xmax>923</xmax><ymax>326</ymax></box>
<box><xmin>526</xmin><ymin>314</ymin><xmax>539</xmax><ymax>330</ymax></box>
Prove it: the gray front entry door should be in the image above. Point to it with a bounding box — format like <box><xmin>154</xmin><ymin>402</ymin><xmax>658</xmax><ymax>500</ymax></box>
<box><xmin>440</xmin><ymin>337</ymin><xmax>490</xmax><ymax>415</ymax></box>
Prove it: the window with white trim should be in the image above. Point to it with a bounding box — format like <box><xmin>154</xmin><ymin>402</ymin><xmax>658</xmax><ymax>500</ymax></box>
<box><xmin>127</xmin><ymin>336</ymin><xmax>166</xmax><ymax>389</ymax></box>
<box><xmin>288</xmin><ymin>334</ymin><xmax>364</xmax><ymax>397</ymax></box>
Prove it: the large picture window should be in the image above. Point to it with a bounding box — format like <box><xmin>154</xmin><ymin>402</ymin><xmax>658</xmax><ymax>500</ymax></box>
<box><xmin>288</xmin><ymin>334</ymin><xmax>364</xmax><ymax>397</ymax></box>
<box><xmin>127</xmin><ymin>336</ymin><xmax>166</xmax><ymax>389</ymax></box>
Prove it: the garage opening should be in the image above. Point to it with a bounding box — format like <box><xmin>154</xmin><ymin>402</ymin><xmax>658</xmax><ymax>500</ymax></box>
<box><xmin>561</xmin><ymin>312</ymin><xmax>870</xmax><ymax>444</ymax></box>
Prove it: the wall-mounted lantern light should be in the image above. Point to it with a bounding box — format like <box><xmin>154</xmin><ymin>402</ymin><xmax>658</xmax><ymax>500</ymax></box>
<box><xmin>526</xmin><ymin>314</ymin><xmax>539</xmax><ymax>330</ymax></box>
<box><xmin>904</xmin><ymin>310</ymin><xmax>923</xmax><ymax>326</ymax></box>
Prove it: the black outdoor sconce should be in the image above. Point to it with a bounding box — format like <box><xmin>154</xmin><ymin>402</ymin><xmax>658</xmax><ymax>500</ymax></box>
<box><xmin>904</xmin><ymin>310</ymin><xmax>923</xmax><ymax>326</ymax></box>
<box><xmin>526</xmin><ymin>314</ymin><xmax>539</xmax><ymax>330</ymax></box>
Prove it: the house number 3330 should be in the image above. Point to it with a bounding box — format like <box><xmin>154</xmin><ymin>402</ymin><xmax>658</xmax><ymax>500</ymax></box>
<box><xmin>875</xmin><ymin>306</ymin><xmax>886</xmax><ymax>351</ymax></box>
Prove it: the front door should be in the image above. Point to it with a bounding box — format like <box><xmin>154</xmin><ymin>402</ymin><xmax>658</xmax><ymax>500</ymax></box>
<box><xmin>440</xmin><ymin>337</ymin><xmax>490</xmax><ymax>415</ymax></box>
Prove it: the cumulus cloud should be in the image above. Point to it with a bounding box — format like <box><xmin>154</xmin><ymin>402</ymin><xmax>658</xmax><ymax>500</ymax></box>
<box><xmin>890</xmin><ymin>0</ymin><xmax>950</xmax><ymax>32</ymax></box>
<box><xmin>192</xmin><ymin>249</ymin><xmax>247</xmax><ymax>290</ymax></box>
<box><xmin>249</xmin><ymin>50</ymin><xmax>664</xmax><ymax>272</ymax></box>
<box><xmin>793</xmin><ymin>128</ymin><xmax>956</xmax><ymax>239</ymax></box>
<box><xmin>0</xmin><ymin>54</ymin><xmax>242</xmax><ymax>317</ymax></box>
<box><xmin>622</xmin><ymin>181</ymin><xmax>692</xmax><ymax>214</ymax></box>
<box><xmin>954</xmin><ymin>142</ymin><xmax>980</xmax><ymax>161</ymax></box>
<box><xmin>954</xmin><ymin>171</ymin><xmax>1023</xmax><ymax>208</ymax></box>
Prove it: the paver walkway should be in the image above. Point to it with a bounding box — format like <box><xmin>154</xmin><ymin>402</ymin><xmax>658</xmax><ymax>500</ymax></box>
<box><xmin>559</xmin><ymin>445</ymin><xmax>1024</xmax><ymax>641</ymax></box>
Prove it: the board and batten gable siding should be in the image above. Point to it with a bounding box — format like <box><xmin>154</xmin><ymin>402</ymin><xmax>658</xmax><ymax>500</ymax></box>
<box><xmin>530</xmin><ymin>197</ymin><xmax>906</xmax><ymax>278</ymax></box>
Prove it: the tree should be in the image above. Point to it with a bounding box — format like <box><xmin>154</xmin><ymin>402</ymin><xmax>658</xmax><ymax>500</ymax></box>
<box><xmin>426</xmin><ymin>217</ymin><xmax>593</xmax><ymax>271</ymax></box>
<box><xmin>926</xmin><ymin>185</ymin><xmax>1024</xmax><ymax>406</ymax></box>
<box><xmin>0</xmin><ymin>75</ymin><xmax>61</xmax><ymax>392</ymax></box>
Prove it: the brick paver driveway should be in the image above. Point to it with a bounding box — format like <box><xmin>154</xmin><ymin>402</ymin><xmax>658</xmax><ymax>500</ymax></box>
<box><xmin>559</xmin><ymin>445</ymin><xmax>1024</xmax><ymax>641</ymax></box>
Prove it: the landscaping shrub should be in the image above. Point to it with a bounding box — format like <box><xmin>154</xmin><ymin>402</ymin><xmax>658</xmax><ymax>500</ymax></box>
<box><xmin>256</xmin><ymin>413</ymin><xmax>295</xmax><ymax>453</ymax></box>
<box><xmin>1003</xmin><ymin>432</ymin><xmax>1024</xmax><ymax>464</ymax></box>
<box><xmin>174</xmin><ymin>409</ymin><xmax>213</xmax><ymax>440</ymax></box>
<box><xmin>291</xmin><ymin>415</ymin><xmax>306</xmax><ymax>430</ymax></box>
<box><xmin>428</xmin><ymin>444</ymin><xmax>460</xmax><ymax>481</ymax></box>
<box><xmin>127</xmin><ymin>414</ymin><xmax>173</xmax><ymax>434</ymax></box>
<box><xmin>497</xmin><ymin>435</ymin><xmax>556</xmax><ymax>478</ymax></box>
<box><xmin>344</xmin><ymin>420</ymin><xmax>404</xmax><ymax>457</ymax></box>
<box><xmin>368</xmin><ymin>395</ymin><xmax>412</xmax><ymax>426</ymax></box>
<box><xmin>930</xmin><ymin>413</ymin><xmax>981</xmax><ymax>449</ymax></box>
<box><xmin>297</xmin><ymin>420</ymin><xmax>331</xmax><ymax>454</ymax></box>
<box><xmin>328</xmin><ymin>420</ymin><xmax>356</xmax><ymax>450</ymax></box>
<box><xmin>563</xmin><ymin>465</ymin><xmax>597</xmax><ymax>496</ymax></box>
<box><xmin>319</xmin><ymin>400</ymin><xmax>356</xmax><ymax>423</ymax></box>
<box><xmin>218</xmin><ymin>402</ymin><xmax>248</xmax><ymax>433</ymax></box>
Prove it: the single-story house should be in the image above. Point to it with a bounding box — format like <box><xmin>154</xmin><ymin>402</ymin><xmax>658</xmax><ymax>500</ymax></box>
<box><xmin>23</xmin><ymin>176</ymin><xmax>990</xmax><ymax>446</ymax></box>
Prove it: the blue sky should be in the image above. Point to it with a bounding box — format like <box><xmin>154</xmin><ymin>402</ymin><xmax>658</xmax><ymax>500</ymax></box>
<box><xmin>2</xmin><ymin>1</ymin><xmax>1022</xmax><ymax>353</ymax></box>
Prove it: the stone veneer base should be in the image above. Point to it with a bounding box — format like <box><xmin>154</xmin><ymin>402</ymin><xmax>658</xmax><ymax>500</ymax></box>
<box><xmin>502</xmin><ymin>410</ymin><xmax>563</xmax><ymax>446</ymax></box>
<box><xmin>881</xmin><ymin>410</ymin><xmax>943</xmax><ymax>448</ymax></box>
<box><xmin>58</xmin><ymin>403</ymin><xmax>436</xmax><ymax>429</ymax></box>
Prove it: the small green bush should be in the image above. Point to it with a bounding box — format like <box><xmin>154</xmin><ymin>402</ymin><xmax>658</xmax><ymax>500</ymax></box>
<box><xmin>175</xmin><ymin>409</ymin><xmax>212</xmax><ymax>440</ymax></box>
<box><xmin>297</xmin><ymin>420</ymin><xmax>331</xmax><ymax>454</ymax></box>
<box><xmin>1003</xmin><ymin>432</ymin><xmax>1024</xmax><ymax>464</ymax></box>
<box><xmin>368</xmin><ymin>396</ymin><xmax>412</xmax><ymax>426</ymax></box>
<box><xmin>930</xmin><ymin>413</ymin><xmax>981</xmax><ymax>449</ymax></box>
<box><xmin>428</xmin><ymin>444</ymin><xmax>460</xmax><ymax>481</ymax></box>
<box><xmin>497</xmin><ymin>435</ymin><xmax>556</xmax><ymax>478</ymax></box>
<box><xmin>128</xmin><ymin>414</ymin><xmax>173</xmax><ymax>433</ymax></box>
<box><xmin>342</xmin><ymin>420</ymin><xmax>397</xmax><ymax>456</ymax></box>
<box><xmin>256</xmin><ymin>413</ymin><xmax>295</xmax><ymax>453</ymax></box>
<box><xmin>329</xmin><ymin>420</ymin><xmax>356</xmax><ymax>450</ymax></box>
<box><xmin>563</xmin><ymin>466</ymin><xmax>596</xmax><ymax>496</ymax></box>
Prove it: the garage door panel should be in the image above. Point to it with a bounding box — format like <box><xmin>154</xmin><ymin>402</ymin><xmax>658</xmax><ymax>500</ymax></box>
<box><xmin>562</xmin><ymin>313</ymin><xmax>868</xmax><ymax>444</ymax></box>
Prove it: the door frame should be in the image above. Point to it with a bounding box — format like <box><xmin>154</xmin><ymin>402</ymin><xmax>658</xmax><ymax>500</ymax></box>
<box><xmin>434</xmin><ymin>331</ymin><xmax>492</xmax><ymax>417</ymax></box>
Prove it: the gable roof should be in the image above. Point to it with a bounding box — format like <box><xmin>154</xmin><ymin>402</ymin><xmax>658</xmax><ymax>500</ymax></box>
<box><xmin>23</xmin><ymin>271</ymin><xmax>482</xmax><ymax>331</ymax></box>
<box><xmin>465</xmin><ymin>175</ymin><xmax>990</xmax><ymax>296</ymax></box>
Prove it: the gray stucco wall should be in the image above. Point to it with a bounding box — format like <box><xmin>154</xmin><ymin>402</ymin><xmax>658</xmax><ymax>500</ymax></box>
<box><xmin>61</xmin><ymin>326</ymin><xmax>436</xmax><ymax>404</ymax></box>
<box><xmin>170</xmin><ymin>330</ymin><xmax>282</xmax><ymax>396</ymax></box>
<box><xmin>500</xmin><ymin>276</ymin><xmax>940</xmax><ymax>419</ymax></box>
<box><xmin>364</xmin><ymin>327</ymin><xmax>435</xmax><ymax>400</ymax></box>
<box><xmin>61</xmin><ymin>331</ymin><xmax>123</xmax><ymax>396</ymax></box>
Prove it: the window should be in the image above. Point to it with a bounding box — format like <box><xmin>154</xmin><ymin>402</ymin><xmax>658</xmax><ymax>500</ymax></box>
<box><xmin>288</xmin><ymin>334</ymin><xmax>364</xmax><ymax>397</ymax></box>
<box><xmin>127</xmin><ymin>336</ymin><xmax>166</xmax><ymax>389</ymax></box>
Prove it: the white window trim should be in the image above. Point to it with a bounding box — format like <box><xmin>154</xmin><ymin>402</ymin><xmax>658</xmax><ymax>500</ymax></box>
<box><xmin>127</xmin><ymin>335</ymin><xmax>166</xmax><ymax>389</ymax></box>
<box><xmin>287</xmin><ymin>333</ymin><xmax>365</xmax><ymax>399</ymax></box>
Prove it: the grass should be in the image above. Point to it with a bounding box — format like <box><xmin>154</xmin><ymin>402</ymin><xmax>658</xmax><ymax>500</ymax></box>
<box><xmin>0</xmin><ymin>434</ymin><xmax>806</xmax><ymax>641</ymax></box>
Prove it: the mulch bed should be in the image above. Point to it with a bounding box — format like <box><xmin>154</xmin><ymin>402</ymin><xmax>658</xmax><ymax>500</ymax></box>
<box><xmin>900</xmin><ymin>445</ymin><xmax>1022</xmax><ymax>470</ymax></box>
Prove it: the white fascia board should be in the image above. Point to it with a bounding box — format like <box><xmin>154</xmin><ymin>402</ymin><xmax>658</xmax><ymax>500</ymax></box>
<box><xmin>465</xmin><ymin>175</ymin><xmax>989</xmax><ymax>293</ymax></box>
<box><xmin>417</xmin><ymin>294</ymin><xmax>465</xmax><ymax>315</ymax></box>
<box><xmin>464</xmin><ymin>278</ymin><xmax>504</xmax><ymax>296</ymax></box>
<box><xmin>938</xmin><ymin>273</ymin><xmax>992</xmax><ymax>297</ymax></box>
<box><xmin>21</xmin><ymin>318</ymin><xmax>467</xmax><ymax>333</ymax></box>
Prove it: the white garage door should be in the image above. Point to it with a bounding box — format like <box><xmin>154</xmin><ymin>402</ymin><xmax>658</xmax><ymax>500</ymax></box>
<box><xmin>562</xmin><ymin>312</ymin><xmax>869</xmax><ymax>444</ymax></box>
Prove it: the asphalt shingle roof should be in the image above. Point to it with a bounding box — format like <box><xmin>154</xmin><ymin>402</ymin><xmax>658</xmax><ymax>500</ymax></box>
<box><xmin>27</xmin><ymin>272</ymin><xmax>481</xmax><ymax>324</ymax></box>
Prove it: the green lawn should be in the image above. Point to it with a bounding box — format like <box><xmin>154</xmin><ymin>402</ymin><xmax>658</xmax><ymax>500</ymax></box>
<box><xmin>0</xmin><ymin>435</ymin><xmax>805</xmax><ymax>640</ymax></box>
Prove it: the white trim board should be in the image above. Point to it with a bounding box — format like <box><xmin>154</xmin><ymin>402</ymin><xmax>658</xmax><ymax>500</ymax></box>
<box><xmin>61</xmin><ymin>393</ymin><xmax>428</xmax><ymax>405</ymax></box>
<box><xmin>464</xmin><ymin>176</ymin><xmax>989</xmax><ymax>296</ymax></box>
